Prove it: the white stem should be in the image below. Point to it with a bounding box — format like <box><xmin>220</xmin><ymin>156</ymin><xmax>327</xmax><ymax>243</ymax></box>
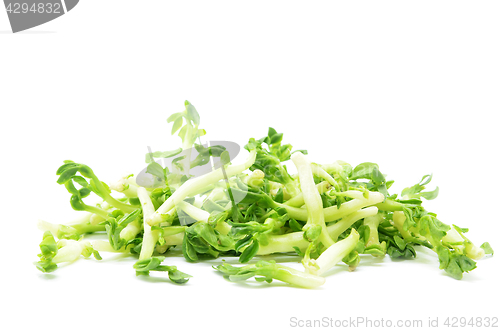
<box><xmin>392</xmin><ymin>211</ymin><xmax>423</xmax><ymax>242</ymax></box>
<box><xmin>465</xmin><ymin>243</ymin><xmax>485</xmax><ymax>260</ymax></box>
<box><xmin>122</xmin><ymin>185</ymin><xmax>138</xmax><ymax>198</ymax></box>
<box><xmin>163</xmin><ymin>233</ymin><xmax>184</xmax><ymax>246</ymax></box>
<box><xmin>311</xmin><ymin>163</ymin><xmax>340</xmax><ymax>189</ymax></box>
<box><xmin>181</xmin><ymin>125</ymin><xmax>194</xmax><ymax>176</ymax></box>
<box><xmin>282</xmin><ymin>191</ymin><xmax>384</xmax><ymax>222</ymax></box>
<box><xmin>109</xmin><ymin>174</ymin><xmax>138</xmax><ymax>197</ymax></box>
<box><xmin>90</xmin><ymin>214</ymin><xmax>105</xmax><ymax>226</ymax></box>
<box><xmin>177</xmin><ymin>201</ymin><xmax>210</xmax><ymax>223</ymax></box>
<box><xmin>137</xmin><ymin>187</ymin><xmax>159</xmax><ymax>261</ymax></box>
<box><xmin>92</xmin><ymin>240</ymin><xmax>127</xmax><ymax>253</ymax></box>
<box><xmin>257</xmin><ymin>231</ymin><xmax>307</xmax><ymax>255</ymax></box>
<box><xmin>205</xmin><ymin>187</ymin><xmax>226</xmax><ymax>202</ymax></box>
<box><xmin>52</xmin><ymin>240</ymin><xmax>90</xmax><ymax>263</ymax></box>
<box><xmin>245</xmin><ymin>169</ymin><xmax>265</xmax><ymax>187</ymax></box>
<box><xmin>363</xmin><ymin>213</ymin><xmax>384</xmax><ymax>246</ymax></box>
<box><xmin>291</xmin><ymin>152</ymin><xmax>333</xmax><ymax>247</ymax></box>
<box><xmin>215</xmin><ymin>220</ymin><xmax>232</xmax><ymax>235</ymax></box>
<box><xmin>37</xmin><ymin>220</ymin><xmax>59</xmax><ymax>237</ymax></box>
<box><xmin>320</xmin><ymin>162</ymin><xmax>344</xmax><ymax>174</ymax></box>
<box><xmin>38</xmin><ymin>213</ymin><xmax>93</xmax><ymax>237</ymax></box>
<box><xmin>327</xmin><ymin>206</ymin><xmax>378</xmax><ymax>241</ymax></box>
<box><xmin>442</xmin><ymin>227</ymin><xmax>464</xmax><ymax>244</ymax></box>
<box><xmin>310</xmin><ymin>228</ymin><xmax>360</xmax><ymax>276</ymax></box>
<box><xmin>120</xmin><ymin>219</ymin><xmax>142</xmax><ymax>241</ymax></box>
<box><xmin>156</xmin><ymin>244</ymin><xmax>170</xmax><ymax>254</ymax></box>
<box><xmin>148</xmin><ymin>149</ymin><xmax>257</xmax><ymax>226</ymax></box>
<box><xmin>65</xmin><ymin>212</ymin><xmax>92</xmax><ymax>226</ymax></box>
<box><xmin>285</xmin><ymin>181</ymin><xmax>331</xmax><ymax>207</ymax></box>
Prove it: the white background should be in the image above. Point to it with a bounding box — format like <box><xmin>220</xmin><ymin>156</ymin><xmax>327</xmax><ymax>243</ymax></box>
<box><xmin>1</xmin><ymin>1</ymin><xmax>499</xmax><ymax>330</ymax></box>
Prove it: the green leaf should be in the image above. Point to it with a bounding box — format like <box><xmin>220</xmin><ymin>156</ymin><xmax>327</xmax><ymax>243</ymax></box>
<box><xmin>239</xmin><ymin>240</ymin><xmax>259</xmax><ymax>263</ymax></box>
<box><xmin>394</xmin><ymin>236</ymin><xmax>406</xmax><ymax>251</ymax></box>
<box><xmin>34</xmin><ymin>232</ymin><xmax>59</xmax><ymax>273</ymax></box>
<box><xmin>198</xmin><ymin>128</ymin><xmax>206</xmax><ymax>137</ymax></box>
<box><xmin>235</xmin><ymin>235</ymin><xmax>253</xmax><ymax>252</ymax></box>
<box><xmin>293</xmin><ymin>246</ymin><xmax>304</xmax><ymax>257</ymax></box>
<box><xmin>167</xmin><ymin>112</ymin><xmax>183</xmax><ymax>123</ymax></box>
<box><xmin>34</xmin><ymin>260</ymin><xmax>58</xmax><ymax>273</ymax></box>
<box><xmin>134</xmin><ymin>257</ymin><xmax>165</xmax><ymax>274</ymax></box>
<box><xmin>177</xmin><ymin>125</ymin><xmax>188</xmax><ymax>142</ymax></box>
<box><xmin>274</xmin><ymin>188</ymin><xmax>284</xmax><ymax>203</ymax></box>
<box><xmin>445</xmin><ymin>255</ymin><xmax>477</xmax><ymax>280</ymax></box>
<box><xmin>480</xmin><ymin>242</ymin><xmax>494</xmax><ymax>255</ymax></box>
<box><xmin>39</xmin><ymin>231</ymin><xmax>58</xmax><ymax>260</ymax></box>
<box><xmin>57</xmin><ymin>167</ymin><xmax>79</xmax><ymax>184</ymax></box>
<box><xmin>214</xmin><ymin>260</ymin><xmax>327</xmax><ymax>287</ymax></box>
<box><xmin>146</xmin><ymin>162</ymin><xmax>165</xmax><ymax>181</ymax></box>
<box><xmin>423</xmin><ymin>215</ymin><xmax>450</xmax><ymax>242</ymax></box>
<box><xmin>350</xmin><ymin>162</ymin><xmax>380</xmax><ymax>181</ymax></box>
<box><xmin>386</xmin><ymin>244</ymin><xmax>416</xmax><ymax>259</ymax></box>
<box><xmin>203</xmin><ymin>200</ymin><xmax>226</xmax><ymax>214</ymax></box>
<box><xmin>371</xmin><ymin>167</ymin><xmax>386</xmax><ymax>185</ymax></box>
<box><xmin>70</xmin><ymin>195</ymin><xmax>87</xmax><ymax>211</ymax></box>
<box><xmin>220</xmin><ymin>150</ymin><xmax>231</xmax><ymax>166</ymax></box>
<box><xmin>452</xmin><ymin>225</ymin><xmax>469</xmax><ymax>233</ymax></box>
<box><xmin>64</xmin><ymin>180</ymin><xmax>80</xmax><ymax>195</ymax></box>
<box><xmin>268</xmin><ymin>127</ymin><xmax>278</xmax><ymax>138</ymax></box>
<box><xmin>401</xmin><ymin>174</ymin><xmax>439</xmax><ymax>200</ymax></box>
<box><xmin>182</xmin><ymin>236</ymin><xmax>198</xmax><ymax>262</ymax></box>
<box><xmin>455</xmin><ymin>255</ymin><xmax>476</xmax><ymax>273</ymax></box>
<box><xmin>171</xmin><ymin>116</ymin><xmax>183</xmax><ymax>135</ymax></box>
<box><xmin>420</xmin><ymin>174</ymin><xmax>433</xmax><ymax>186</ymax></box>
<box><xmin>118</xmin><ymin>209</ymin><xmax>141</xmax><ymax>227</ymax></box>
<box><xmin>72</xmin><ymin>176</ymin><xmax>89</xmax><ymax>187</ymax></box>
<box><xmin>185</xmin><ymin>100</ymin><xmax>200</xmax><ymax>126</ymax></box>
<box><xmin>134</xmin><ymin>257</ymin><xmax>192</xmax><ymax>283</ymax></box>
<box><xmin>93</xmin><ymin>250</ymin><xmax>102</xmax><ymax>260</ymax></box>
<box><xmin>102</xmin><ymin>219</ymin><xmax>123</xmax><ymax>251</ymax></box>
<box><xmin>304</xmin><ymin>224</ymin><xmax>321</xmax><ymax>242</ymax></box>
<box><xmin>420</xmin><ymin>187</ymin><xmax>439</xmax><ymax>200</ymax></box>
<box><xmin>191</xmin><ymin>222</ymin><xmax>219</xmax><ymax>248</ymax></box>
<box><xmin>342</xmin><ymin>250</ymin><xmax>360</xmax><ymax>269</ymax></box>
<box><xmin>168</xmin><ymin>268</ymin><xmax>192</xmax><ymax>284</ymax></box>
<box><xmin>289</xmin><ymin>219</ymin><xmax>303</xmax><ymax>232</ymax></box>
<box><xmin>79</xmin><ymin>187</ymin><xmax>92</xmax><ymax>198</ymax></box>
<box><xmin>376</xmin><ymin>184</ymin><xmax>389</xmax><ymax>198</ymax></box>
<box><xmin>56</xmin><ymin>162</ymin><xmax>79</xmax><ymax>176</ymax></box>
<box><xmin>363</xmin><ymin>244</ymin><xmax>386</xmax><ymax>257</ymax></box>
<box><xmin>436</xmin><ymin>245</ymin><xmax>450</xmax><ymax>269</ymax></box>
<box><xmin>101</xmin><ymin>210</ymin><xmax>141</xmax><ymax>251</ymax></box>
<box><xmin>55</xmin><ymin>225</ymin><xmax>80</xmax><ymax>240</ymax></box>
<box><xmin>77</xmin><ymin>165</ymin><xmax>95</xmax><ymax>178</ymax></box>
<box><xmin>357</xmin><ymin>224</ymin><xmax>370</xmax><ymax>243</ymax></box>
<box><xmin>145</xmin><ymin>148</ymin><xmax>182</xmax><ymax>163</ymax></box>
<box><xmin>444</xmin><ymin>258</ymin><xmax>464</xmax><ymax>280</ymax></box>
<box><xmin>270</xmin><ymin>132</ymin><xmax>283</xmax><ymax>145</ymax></box>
